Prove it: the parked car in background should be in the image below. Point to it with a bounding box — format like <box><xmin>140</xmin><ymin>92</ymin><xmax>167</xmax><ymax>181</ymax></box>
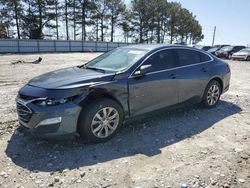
<box><xmin>214</xmin><ymin>45</ymin><xmax>230</xmax><ymax>49</ymax></box>
<box><xmin>215</xmin><ymin>46</ymin><xmax>246</xmax><ymax>59</ymax></box>
<box><xmin>16</xmin><ymin>44</ymin><xmax>231</xmax><ymax>143</ymax></box>
<box><xmin>208</xmin><ymin>45</ymin><xmax>230</xmax><ymax>55</ymax></box>
<box><xmin>194</xmin><ymin>45</ymin><xmax>213</xmax><ymax>51</ymax></box>
<box><xmin>232</xmin><ymin>48</ymin><xmax>250</xmax><ymax>61</ymax></box>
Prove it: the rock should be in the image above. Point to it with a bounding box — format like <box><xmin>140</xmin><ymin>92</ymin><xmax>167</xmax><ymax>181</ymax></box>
<box><xmin>201</xmin><ymin>151</ymin><xmax>207</xmax><ymax>154</ymax></box>
<box><xmin>180</xmin><ymin>183</ymin><xmax>188</xmax><ymax>188</ymax></box>
<box><xmin>62</xmin><ymin>169</ymin><xmax>69</xmax><ymax>173</ymax></box>
<box><xmin>223</xmin><ymin>183</ymin><xmax>230</xmax><ymax>188</ymax></box>
<box><xmin>234</xmin><ymin>148</ymin><xmax>243</xmax><ymax>153</ymax></box>
<box><xmin>195</xmin><ymin>175</ymin><xmax>200</xmax><ymax>179</ymax></box>
<box><xmin>238</xmin><ymin>179</ymin><xmax>245</xmax><ymax>183</ymax></box>
<box><xmin>0</xmin><ymin>172</ymin><xmax>6</xmax><ymax>176</ymax></box>
<box><xmin>35</xmin><ymin>180</ymin><xmax>42</xmax><ymax>184</ymax></box>
<box><xmin>211</xmin><ymin>179</ymin><xmax>217</xmax><ymax>185</ymax></box>
<box><xmin>0</xmin><ymin>172</ymin><xmax>8</xmax><ymax>178</ymax></box>
<box><xmin>76</xmin><ymin>179</ymin><xmax>81</xmax><ymax>183</ymax></box>
<box><xmin>80</xmin><ymin>172</ymin><xmax>85</xmax><ymax>178</ymax></box>
<box><xmin>54</xmin><ymin>176</ymin><xmax>60</xmax><ymax>182</ymax></box>
<box><xmin>48</xmin><ymin>183</ymin><xmax>54</xmax><ymax>187</ymax></box>
<box><xmin>241</xmin><ymin>154</ymin><xmax>249</xmax><ymax>160</ymax></box>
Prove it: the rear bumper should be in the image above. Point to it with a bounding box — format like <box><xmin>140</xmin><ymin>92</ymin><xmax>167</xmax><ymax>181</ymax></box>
<box><xmin>16</xmin><ymin>98</ymin><xmax>82</xmax><ymax>139</ymax></box>
<box><xmin>222</xmin><ymin>72</ymin><xmax>231</xmax><ymax>94</ymax></box>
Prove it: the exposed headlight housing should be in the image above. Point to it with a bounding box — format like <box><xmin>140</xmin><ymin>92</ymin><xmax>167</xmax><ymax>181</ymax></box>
<box><xmin>34</xmin><ymin>96</ymin><xmax>76</xmax><ymax>106</ymax></box>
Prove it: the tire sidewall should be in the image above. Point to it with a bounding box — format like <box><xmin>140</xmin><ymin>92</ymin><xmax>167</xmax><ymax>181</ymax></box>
<box><xmin>78</xmin><ymin>98</ymin><xmax>124</xmax><ymax>143</ymax></box>
<box><xmin>203</xmin><ymin>80</ymin><xmax>221</xmax><ymax>108</ymax></box>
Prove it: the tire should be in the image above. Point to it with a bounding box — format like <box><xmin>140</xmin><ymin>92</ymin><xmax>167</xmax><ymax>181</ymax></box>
<box><xmin>78</xmin><ymin>98</ymin><xmax>124</xmax><ymax>143</ymax></box>
<box><xmin>227</xmin><ymin>54</ymin><xmax>232</xmax><ymax>59</ymax></box>
<box><xmin>246</xmin><ymin>56</ymin><xmax>250</xmax><ymax>61</ymax></box>
<box><xmin>202</xmin><ymin>80</ymin><xmax>222</xmax><ymax>108</ymax></box>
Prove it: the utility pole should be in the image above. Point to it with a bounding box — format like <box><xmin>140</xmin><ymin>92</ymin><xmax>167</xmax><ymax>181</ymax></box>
<box><xmin>212</xmin><ymin>26</ymin><xmax>216</xmax><ymax>46</ymax></box>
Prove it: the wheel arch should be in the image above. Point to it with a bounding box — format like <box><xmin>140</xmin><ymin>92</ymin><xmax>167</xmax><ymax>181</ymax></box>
<box><xmin>79</xmin><ymin>92</ymin><xmax>125</xmax><ymax>112</ymax></box>
<box><xmin>209</xmin><ymin>77</ymin><xmax>224</xmax><ymax>92</ymax></box>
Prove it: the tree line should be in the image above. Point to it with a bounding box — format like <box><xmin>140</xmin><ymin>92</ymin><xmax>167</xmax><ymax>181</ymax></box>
<box><xmin>0</xmin><ymin>0</ymin><xmax>204</xmax><ymax>44</ymax></box>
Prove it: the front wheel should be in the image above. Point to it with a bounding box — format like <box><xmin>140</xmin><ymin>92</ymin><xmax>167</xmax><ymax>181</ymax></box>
<box><xmin>78</xmin><ymin>98</ymin><xmax>124</xmax><ymax>143</ymax></box>
<box><xmin>246</xmin><ymin>56</ymin><xmax>250</xmax><ymax>61</ymax></box>
<box><xmin>202</xmin><ymin>80</ymin><xmax>221</xmax><ymax>108</ymax></box>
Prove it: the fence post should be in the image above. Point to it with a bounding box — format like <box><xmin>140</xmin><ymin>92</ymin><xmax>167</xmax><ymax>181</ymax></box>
<box><xmin>54</xmin><ymin>40</ymin><xmax>56</xmax><ymax>52</ymax></box>
<box><xmin>17</xmin><ymin>40</ymin><xmax>20</xmax><ymax>53</ymax></box>
<box><xmin>37</xmin><ymin>40</ymin><xmax>40</xmax><ymax>53</ymax></box>
<box><xmin>82</xmin><ymin>40</ymin><xmax>84</xmax><ymax>52</ymax></box>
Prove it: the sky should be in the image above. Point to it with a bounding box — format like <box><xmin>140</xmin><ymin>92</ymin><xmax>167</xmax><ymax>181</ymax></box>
<box><xmin>169</xmin><ymin>0</ymin><xmax>250</xmax><ymax>46</ymax></box>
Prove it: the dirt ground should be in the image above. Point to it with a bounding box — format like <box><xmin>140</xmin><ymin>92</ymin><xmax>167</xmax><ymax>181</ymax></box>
<box><xmin>0</xmin><ymin>53</ymin><xmax>249</xmax><ymax>188</ymax></box>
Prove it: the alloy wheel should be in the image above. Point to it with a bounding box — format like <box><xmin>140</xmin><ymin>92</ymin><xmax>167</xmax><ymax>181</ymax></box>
<box><xmin>91</xmin><ymin>107</ymin><xmax>119</xmax><ymax>138</ymax></box>
<box><xmin>207</xmin><ymin>84</ymin><xmax>220</xmax><ymax>106</ymax></box>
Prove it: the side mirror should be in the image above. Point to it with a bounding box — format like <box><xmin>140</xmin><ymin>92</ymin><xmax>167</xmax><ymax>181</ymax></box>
<box><xmin>134</xmin><ymin>64</ymin><xmax>152</xmax><ymax>77</ymax></box>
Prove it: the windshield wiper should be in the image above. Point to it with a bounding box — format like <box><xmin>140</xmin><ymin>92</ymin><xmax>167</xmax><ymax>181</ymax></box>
<box><xmin>84</xmin><ymin>66</ymin><xmax>106</xmax><ymax>73</ymax></box>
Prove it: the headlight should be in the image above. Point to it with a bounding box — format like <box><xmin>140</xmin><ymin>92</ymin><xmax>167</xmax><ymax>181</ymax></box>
<box><xmin>35</xmin><ymin>97</ymin><xmax>74</xmax><ymax>106</ymax></box>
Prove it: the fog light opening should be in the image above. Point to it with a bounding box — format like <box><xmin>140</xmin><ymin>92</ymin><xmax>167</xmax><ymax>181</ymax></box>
<box><xmin>36</xmin><ymin>117</ymin><xmax>62</xmax><ymax>127</ymax></box>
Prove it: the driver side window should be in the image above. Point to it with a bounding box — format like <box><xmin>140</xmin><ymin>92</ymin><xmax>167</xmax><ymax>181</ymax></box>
<box><xmin>143</xmin><ymin>49</ymin><xmax>176</xmax><ymax>72</ymax></box>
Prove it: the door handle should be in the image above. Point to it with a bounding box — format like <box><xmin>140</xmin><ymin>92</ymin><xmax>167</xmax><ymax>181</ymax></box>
<box><xmin>202</xmin><ymin>67</ymin><xmax>208</xmax><ymax>72</ymax></box>
<box><xmin>170</xmin><ymin>73</ymin><xmax>178</xmax><ymax>79</ymax></box>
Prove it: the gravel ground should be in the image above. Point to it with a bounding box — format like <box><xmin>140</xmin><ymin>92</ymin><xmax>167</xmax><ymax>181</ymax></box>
<box><xmin>0</xmin><ymin>53</ymin><xmax>249</xmax><ymax>188</ymax></box>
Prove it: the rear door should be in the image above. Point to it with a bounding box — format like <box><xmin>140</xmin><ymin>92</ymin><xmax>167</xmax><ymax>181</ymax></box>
<box><xmin>174</xmin><ymin>49</ymin><xmax>212</xmax><ymax>104</ymax></box>
<box><xmin>128</xmin><ymin>49</ymin><xmax>179</xmax><ymax>116</ymax></box>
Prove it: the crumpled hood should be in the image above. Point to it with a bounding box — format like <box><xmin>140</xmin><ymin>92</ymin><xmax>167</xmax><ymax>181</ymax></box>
<box><xmin>28</xmin><ymin>67</ymin><xmax>115</xmax><ymax>89</ymax></box>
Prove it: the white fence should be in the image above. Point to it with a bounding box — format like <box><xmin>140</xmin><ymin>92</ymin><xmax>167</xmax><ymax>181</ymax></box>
<box><xmin>0</xmin><ymin>39</ymin><xmax>132</xmax><ymax>53</ymax></box>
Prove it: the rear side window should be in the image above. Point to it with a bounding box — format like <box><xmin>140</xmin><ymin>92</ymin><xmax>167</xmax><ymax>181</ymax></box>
<box><xmin>143</xmin><ymin>49</ymin><xmax>176</xmax><ymax>72</ymax></box>
<box><xmin>200</xmin><ymin>53</ymin><xmax>211</xmax><ymax>62</ymax></box>
<box><xmin>176</xmin><ymin>49</ymin><xmax>211</xmax><ymax>66</ymax></box>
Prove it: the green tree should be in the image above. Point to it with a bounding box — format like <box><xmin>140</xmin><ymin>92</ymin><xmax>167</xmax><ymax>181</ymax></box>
<box><xmin>0</xmin><ymin>22</ymin><xmax>8</xmax><ymax>38</ymax></box>
<box><xmin>131</xmin><ymin>0</ymin><xmax>151</xmax><ymax>43</ymax></box>
<box><xmin>106</xmin><ymin>0</ymin><xmax>125</xmax><ymax>42</ymax></box>
<box><xmin>119</xmin><ymin>9</ymin><xmax>132</xmax><ymax>43</ymax></box>
<box><xmin>22</xmin><ymin>0</ymin><xmax>57</xmax><ymax>39</ymax></box>
<box><xmin>76</xmin><ymin>0</ymin><xmax>96</xmax><ymax>40</ymax></box>
<box><xmin>0</xmin><ymin>0</ymin><xmax>23</xmax><ymax>39</ymax></box>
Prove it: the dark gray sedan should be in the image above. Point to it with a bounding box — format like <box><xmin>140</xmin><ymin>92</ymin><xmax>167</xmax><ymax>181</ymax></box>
<box><xmin>16</xmin><ymin>44</ymin><xmax>231</xmax><ymax>143</ymax></box>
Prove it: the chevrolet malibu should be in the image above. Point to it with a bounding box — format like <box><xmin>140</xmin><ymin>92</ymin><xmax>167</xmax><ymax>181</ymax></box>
<box><xmin>16</xmin><ymin>45</ymin><xmax>231</xmax><ymax>143</ymax></box>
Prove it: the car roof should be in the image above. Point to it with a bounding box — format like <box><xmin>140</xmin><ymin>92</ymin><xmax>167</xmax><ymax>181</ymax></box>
<box><xmin>121</xmin><ymin>44</ymin><xmax>191</xmax><ymax>51</ymax></box>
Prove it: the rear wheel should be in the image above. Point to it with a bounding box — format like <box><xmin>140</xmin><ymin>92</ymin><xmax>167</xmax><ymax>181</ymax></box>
<box><xmin>202</xmin><ymin>80</ymin><xmax>221</xmax><ymax>108</ymax></box>
<box><xmin>78</xmin><ymin>98</ymin><xmax>124</xmax><ymax>143</ymax></box>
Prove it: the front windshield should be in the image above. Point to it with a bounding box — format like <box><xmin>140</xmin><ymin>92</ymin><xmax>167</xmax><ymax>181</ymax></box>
<box><xmin>208</xmin><ymin>47</ymin><xmax>218</xmax><ymax>52</ymax></box>
<box><xmin>239</xmin><ymin>48</ymin><xmax>250</xmax><ymax>53</ymax></box>
<box><xmin>221</xmin><ymin>46</ymin><xmax>233</xmax><ymax>51</ymax></box>
<box><xmin>86</xmin><ymin>48</ymin><xmax>149</xmax><ymax>72</ymax></box>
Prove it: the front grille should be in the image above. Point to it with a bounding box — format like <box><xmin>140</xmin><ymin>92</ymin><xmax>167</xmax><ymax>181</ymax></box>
<box><xmin>16</xmin><ymin>102</ymin><xmax>32</xmax><ymax>123</ymax></box>
<box><xmin>19</xmin><ymin>94</ymin><xmax>37</xmax><ymax>101</ymax></box>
